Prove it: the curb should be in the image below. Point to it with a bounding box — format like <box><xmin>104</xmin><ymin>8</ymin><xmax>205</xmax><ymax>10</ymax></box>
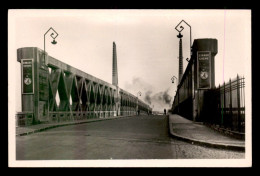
<box><xmin>16</xmin><ymin>115</ymin><xmax>129</xmax><ymax>136</ymax></box>
<box><xmin>167</xmin><ymin>117</ymin><xmax>245</xmax><ymax>151</ymax></box>
<box><xmin>169</xmin><ymin>130</ymin><xmax>245</xmax><ymax>152</ymax></box>
<box><xmin>204</xmin><ymin>123</ymin><xmax>245</xmax><ymax>140</ymax></box>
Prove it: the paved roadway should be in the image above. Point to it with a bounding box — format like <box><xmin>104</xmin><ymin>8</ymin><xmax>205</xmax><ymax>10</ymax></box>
<box><xmin>16</xmin><ymin>115</ymin><xmax>244</xmax><ymax>160</ymax></box>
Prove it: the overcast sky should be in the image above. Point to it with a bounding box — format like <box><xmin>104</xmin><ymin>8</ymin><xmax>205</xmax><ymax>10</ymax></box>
<box><xmin>9</xmin><ymin>9</ymin><xmax>251</xmax><ymax>112</ymax></box>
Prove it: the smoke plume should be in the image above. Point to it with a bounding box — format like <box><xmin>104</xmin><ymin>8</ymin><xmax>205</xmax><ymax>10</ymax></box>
<box><xmin>162</xmin><ymin>89</ymin><xmax>172</xmax><ymax>104</ymax></box>
<box><xmin>144</xmin><ymin>90</ymin><xmax>153</xmax><ymax>105</ymax></box>
<box><xmin>124</xmin><ymin>77</ymin><xmax>173</xmax><ymax>111</ymax></box>
<box><xmin>151</xmin><ymin>88</ymin><xmax>172</xmax><ymax>106</ymax></box>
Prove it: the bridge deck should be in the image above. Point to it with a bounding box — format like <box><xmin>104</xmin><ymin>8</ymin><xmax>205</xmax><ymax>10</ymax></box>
<box><xmin>16</xmin><ymin>115</ymin><xmax>244</xmax><ymax>160</ymax></box>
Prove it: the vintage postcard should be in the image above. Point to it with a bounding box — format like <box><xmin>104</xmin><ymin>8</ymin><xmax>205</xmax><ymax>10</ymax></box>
<box><xmin>8</xmin><ymin>9</ymin><xmax>252</xmax><ymax>167</ymax></box>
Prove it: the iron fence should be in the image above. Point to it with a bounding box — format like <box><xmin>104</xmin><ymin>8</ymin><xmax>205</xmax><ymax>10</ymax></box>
<box><xmin>202</xmin><ymin>75</ymin><xmax>245</xmax><ymax>133</ymax></box>
<box><xmin>48</xmin><ymin>110</ymin><xmax>118</xmax><ymax>122</ymax></box>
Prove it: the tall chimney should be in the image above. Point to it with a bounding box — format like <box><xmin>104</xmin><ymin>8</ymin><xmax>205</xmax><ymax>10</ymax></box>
<box><xmin>177</xmin><ymin>32</ymin><xmax>183</xmax><ymax>83</ymax></box>
<box><xmin>112</xmin><ymin>42</ymin><xmax>118</xmax><ymax>86</ymax></box>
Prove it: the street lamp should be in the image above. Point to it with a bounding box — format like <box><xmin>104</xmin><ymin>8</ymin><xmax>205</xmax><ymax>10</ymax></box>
<box><xmin>171</xmin><ymin>76</ymin><xmax>178</xmax><ymax>97</ymax></box>
<box><xmin>175</xmin><ymin>20</ymin><xmax>192</xmax><ymax>61</ymax></box>
<box><xmin>44</xmin><ymin>27</ymin><xmax>59</xmax><ymax>63</ymax></box>
<box><xmin>171</xmin><ymin>76</ymin><xmax>177</xmax><ymax>84</ymax></box>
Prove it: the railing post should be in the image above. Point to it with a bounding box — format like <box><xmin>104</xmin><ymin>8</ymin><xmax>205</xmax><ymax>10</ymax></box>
<box><xmin>229</xmin><ymin>78</ymin><xmax>233</xmax><ymax>130</ymax></box>
<box><xmin>57</xmin><ymin>112</ymin><xmax>60</xmax><ymax>123</ymax></box>
<box><xmin>237</xmin><ymin>74</ymin><xmax>241</xmax><ymax>132</ymax></box>
<box><xmin>218</xmin><ymin>84</ymin><xmax>220</xmax><ymax>125</ymax></box>
<box><xmin>222</xmin><ymin>81</ymin><xmax>226</xmax><ymax>127</ymax></box>
<box><xmin>177</xmin><ymin>85</ymin><xmax>180</xmax><ymax>114</ymax></box>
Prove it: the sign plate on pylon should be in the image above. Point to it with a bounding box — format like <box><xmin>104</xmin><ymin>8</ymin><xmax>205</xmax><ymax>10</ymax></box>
<box><xmin>22</xmin><ymin>59</ymin><xmax>34</xmax><ymax>94</ymax></box>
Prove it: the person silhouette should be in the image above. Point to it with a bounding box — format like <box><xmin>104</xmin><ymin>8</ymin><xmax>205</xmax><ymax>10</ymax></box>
<box><xmin>164</xmin><ymin>109</ymin><xmax>166</xmax><ymax>115</ymax></box>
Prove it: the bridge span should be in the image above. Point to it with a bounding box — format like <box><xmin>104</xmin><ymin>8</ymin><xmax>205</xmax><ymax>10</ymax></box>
<box><xmin>16</xmin><ymin>44</ymin><xmax>151</xmax><ymax>126</ymax></box>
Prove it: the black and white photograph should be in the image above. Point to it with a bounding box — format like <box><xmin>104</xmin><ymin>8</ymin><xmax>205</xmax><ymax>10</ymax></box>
<box><xmin>8</xmin><ymin>9</ymin><xmax>251</xmax><ymax>167</ymax></box>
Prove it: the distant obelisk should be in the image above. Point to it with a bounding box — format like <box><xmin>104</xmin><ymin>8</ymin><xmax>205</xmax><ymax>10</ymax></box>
<box><xmin>112</xmin><ymin>42</ymin><xmax>118</xmax><ymax>86</ymax></box>
<box><xmin>177</xmin><ymin>32</ymin><xmax>183</xmax><ymax>83</ymax></box>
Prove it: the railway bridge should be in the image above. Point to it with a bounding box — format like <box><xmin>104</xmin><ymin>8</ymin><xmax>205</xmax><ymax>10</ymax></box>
<box><xmin>16</xmin><ymin>42</ymin><xmax>151</xmax><ymax>126</ymax></box>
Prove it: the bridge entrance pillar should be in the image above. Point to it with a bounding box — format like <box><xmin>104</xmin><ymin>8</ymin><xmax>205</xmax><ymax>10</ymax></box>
<box><xmin>192</xmin><ymin>39</ymin><xmax>218</xmax><ymax>121</ymax></box>
<box><xmin>17</xmin><ymin>47</ymin><xmax>49</xmax><ymax>125</ymax></box>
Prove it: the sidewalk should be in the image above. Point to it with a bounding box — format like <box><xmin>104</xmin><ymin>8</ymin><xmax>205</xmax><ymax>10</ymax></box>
<box><xmin>16</xmin><ymin>116</ymin><xmax>124</xmax><ymax>136</ymax></box>
<box><xmin>168</xmin><ymin>114</ymin><xmax>245</xmax><ymax>151</ymax></box>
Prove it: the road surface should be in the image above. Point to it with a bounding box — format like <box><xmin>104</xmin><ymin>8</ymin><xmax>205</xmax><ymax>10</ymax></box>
<box><xmin>16</xmin><ymin>115</ymin><xmax>244</xmax><ymax>160</ymax></box>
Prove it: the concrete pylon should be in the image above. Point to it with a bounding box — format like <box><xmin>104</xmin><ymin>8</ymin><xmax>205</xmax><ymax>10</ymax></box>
<box><xmin>112</xmin><ymin>42</ymin><xmax>118</xmax><ymax>86</ymax></box>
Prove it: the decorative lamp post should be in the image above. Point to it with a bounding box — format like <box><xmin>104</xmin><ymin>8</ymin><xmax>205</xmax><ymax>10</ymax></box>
<box><xmin>175</xmin><ymin>20</ymin><xmax>192</xmax><ymax>61</ymax></box>
<box><xmin>174</xmin><ymin>20</ymin><xmax>192</xmax><ymax>114</ymax></box>
<box><xmin>44</xmin><ymin>27</ymin><xmax>59</xmax><ymax>63</ymax></box>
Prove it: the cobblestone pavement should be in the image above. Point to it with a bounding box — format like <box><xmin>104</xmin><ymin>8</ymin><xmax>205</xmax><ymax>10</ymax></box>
<box><xmin>16</xmin><ymin>115</ymin><xmax>245</xmax><ymax>160</ymax></box>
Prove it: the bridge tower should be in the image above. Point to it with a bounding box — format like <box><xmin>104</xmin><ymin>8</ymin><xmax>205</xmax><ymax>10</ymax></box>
<box><xmin>177</xmin><ymin>33</ymin><xmax>183</xmax><ymax>83</ymax></box>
